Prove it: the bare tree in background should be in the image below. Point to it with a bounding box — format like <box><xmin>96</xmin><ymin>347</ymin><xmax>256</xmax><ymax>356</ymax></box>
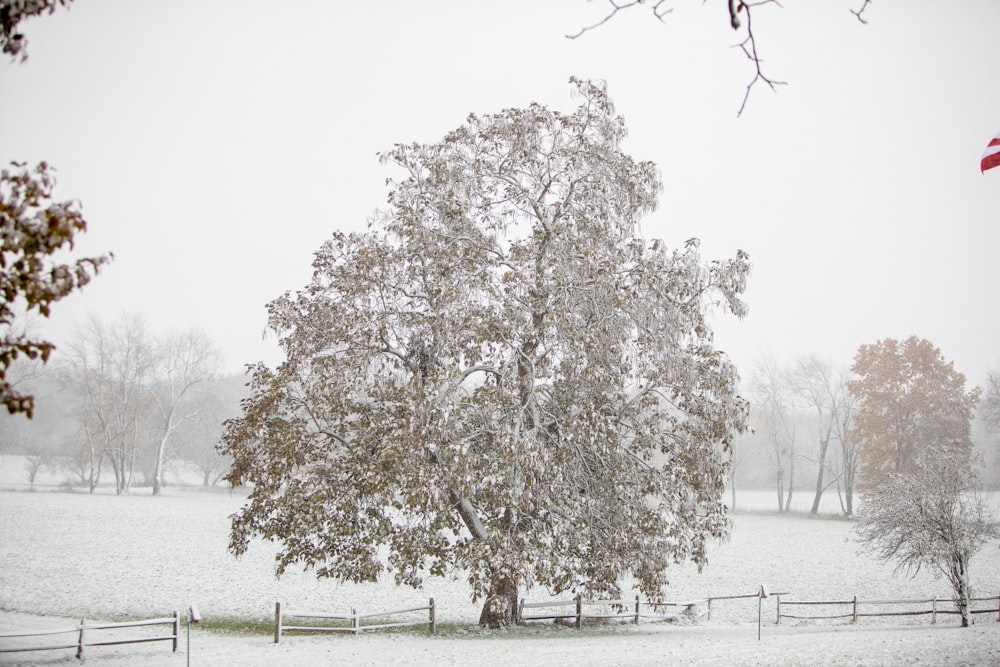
<box><xmin>855</xmin><ymin>446</ymin><xmax>998</xmax><ymax>627</ymax></box>
<box><xmin>975</xmin><ymin>368</ymin><xmax>1000</xmax><ymax>487</ymax></box>
<box><xmin>983</xmin><ymin>369</ymin><xmax>1000</xmax><ymax>433</ymax></box>
<box><xmin>174</xmin><ymin>372</ymin><xmax>245</xmax><ymax>486</ymax></box>
<box><xmin>9</xmin><ymin>361</ymin><xmax>71</xmax><ymax>487</ymax></box>
<box><xmin>831</xmin><ymin>379</ymin><xmax>859</xmax><ymax>515</ymax></box>
<box><xmin>0</xmin><ymin>350</ymin><xmax>77</xmax><ymax>488</ymax></box>
<box><xmin>0</xmin><ymin>316</ymin><xmax>43</xmax><ymax>451</ymax></box>
<box><xmin>727</xmin><ymin>428</ymin><xmax>755</xmax><ymax>511</ymax></box>
<box><xmin>788</xmin><ymin>356</ymin><xmax>857</xmax><ymax>515</ymax></box>
<box><xmin>63</xmin><ymin>313</ymin><xmax>152</xmax><ymax>495</ymax></box>
<box><xmin>749</xmin><ymin>356</ymin><xmax>797</xmax><ymax>512</ymax></box>
<box><xmin>148</xmin><ymin>329</ymin><xmax>219</xmax><ymax>495</ymax></box>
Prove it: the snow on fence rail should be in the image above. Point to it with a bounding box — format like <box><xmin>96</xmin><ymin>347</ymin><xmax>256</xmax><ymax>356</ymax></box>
<box><xmin>0</xmin><ymin>613</ymin><xmax>179</xmax><ymax>658</ymax></box>
<box><xmin>518</xmin><ymin>590</ymin><xmax>788</xmax><ymax>627</ymax></box>
<box><xmin>274</xmin><ymin>599</ymin><xmax>436</xmax><ymax>642</ymax></box>
<box><xmin>776</xmin><ymin>594</ymin><xmax>1000</xmax><ymax>624</ymax></box>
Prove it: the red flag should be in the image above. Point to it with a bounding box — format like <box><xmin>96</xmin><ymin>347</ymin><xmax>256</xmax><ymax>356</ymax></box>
<box><xmin>982</xmin><ymin>131</ymin><xmax>1000</xmax><ymax>173</ymax></box>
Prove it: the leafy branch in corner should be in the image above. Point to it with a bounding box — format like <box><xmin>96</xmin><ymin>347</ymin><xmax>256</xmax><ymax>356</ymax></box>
<box><xmin>0</xmin><ymin>161</ymin><xmax>111</xmax><ymax>416</ymax></box>
<box><xmin>0</xmin><ymin>0</ymin><xmax>74</xmax><ymax>62</ymax></box>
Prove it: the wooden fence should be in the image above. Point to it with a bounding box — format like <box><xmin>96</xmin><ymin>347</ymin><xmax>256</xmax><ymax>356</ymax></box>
<box><xmin>777</xmin><ymin>594</ymin><xmax>1000</xmax><ymax>624</ymax></box>
<box><xmin>518</xmin><ymin>591</ymin><xmax>786</xmax><ymax>627</ymax></box>
<box><xmin>274</xmin><ymin>599</ymin><xmax>436</xmax><ymax>642</ymax></box>
<box><xmin>0</xmin><ymin>613</ymin><xmax>180</xmax><ymax>658</ymax></box>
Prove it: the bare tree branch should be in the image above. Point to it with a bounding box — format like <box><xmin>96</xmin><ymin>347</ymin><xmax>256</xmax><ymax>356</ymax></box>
<box><xmin>735</xmin><ymin>1</ymin><xmax>786</xmax><ymax>116</ymax></box>
<box><xmin>566</xmin><ymin>0</ymin><xmax>673</xmax><ymax>40</ymax></box>
<box><xmin>851</xmin><ymin>0</ymin><xmax>873</xmax><ymax>24</ymax></box>
<box><xmin>568</xmin><ymin>0</ymin><xmax>792</xmax><ymax>116</ymax></box>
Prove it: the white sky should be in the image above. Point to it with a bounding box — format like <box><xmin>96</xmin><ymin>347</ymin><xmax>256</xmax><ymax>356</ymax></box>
<box><xmin>2</xmin><ymin>1</ymin><xmax>999</xmax><ymax>385</ymax></box>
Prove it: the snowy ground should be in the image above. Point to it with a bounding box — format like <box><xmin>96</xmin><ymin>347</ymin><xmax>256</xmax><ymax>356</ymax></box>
<box><xmin>1</xmin><ymin>460</ymin><xmax>999</xmax><ymax>665</ymax></box>
<box><xmin>2</xmin><ymin>612</ymin><xmax>999</xmax><ymax>666</ymax></box>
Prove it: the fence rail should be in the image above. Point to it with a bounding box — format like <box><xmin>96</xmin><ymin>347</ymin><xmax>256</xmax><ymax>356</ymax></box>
<box><xmin>518</xmin><ymin>591</ymin><xmax>787</xmax><ymax>627</ymax></box>
<box><xmin>0</xmin><ymin>613</ymin><xmax>179</xmax><ymax>658</ymax></box>
<box><xmin>274</xmin><ymin>599</ymin><xmax>436</xmax><ymax>642</ymax></box>
<box><xmin>777</xmin><ymin>594</ymin><xmax>1000</xmax><ymax>624</ymax></box>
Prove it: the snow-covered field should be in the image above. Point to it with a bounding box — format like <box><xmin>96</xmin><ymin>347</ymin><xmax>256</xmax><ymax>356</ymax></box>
<box><xmin>1</xmin><ymin>461</ymin><xmax>999</xmax><ymax>665</ymax></box>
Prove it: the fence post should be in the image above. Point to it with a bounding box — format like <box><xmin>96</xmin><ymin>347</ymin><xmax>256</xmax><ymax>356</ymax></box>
<box><xmin>77</xmin><ymin>619</ymin><xmax>86</xmax><ymax>659</ymax></box>
<box><xmin>634</xmin><ymin>595</ymin><xmax>640</xmax><ymax>624</ymax></box>
<box><xmin>429</xmin><ymin>598</ymin><xmax>436</xmax><ymax>635</ymax></box>
<box><xmin>757</xmin><ymin>594</ymin><xmax>762</xmax><ymax>641</ymax></box>
<box><xmin>274</xmin><ymin>602</ymin><xmax>283</xmax><ymax>644</ymax></box>
<box><xmin>352</xmin><ymin>607</ymin><xmax>359</xmax><ymax>635</ymax></box>
<box><xmin>707</xmin><ymin>597</ymin><xmax>713</xmax><ymax>622</ymax></box>
<box><xmin>932</xmin><ymin>597</ymin><xmax>937</xmax><ymax>625</ymax></box>
<box><xmin>852</xmin><ymin>595</ymin><xmax>858</xmax><ymax>624</ymax></box>
<box><xmin>517</xmin><ymin>598</ymin><xmax>524</xmax><ymax>625</ymax></box>
<box><xmin>997</xmin><ymin>591</ymin><xmax>999</xmax><ymax>622</ymax></box>
<box><xmin>172</xmin><ymin>610</ymin><xmax>179</xmax><ymax>652</ymax></box>
<box><xmin>775</xmin><ymin>595</ymin><xmax>781</xmax><ymax>625</ymax></box>
<box><xmin>575</xmin><ymin>596</ymin><xmax>582</xmax><ymax>629</ymax></box>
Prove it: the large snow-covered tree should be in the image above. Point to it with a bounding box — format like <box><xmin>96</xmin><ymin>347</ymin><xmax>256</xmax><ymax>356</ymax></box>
<box><xmin>222</xmin><ymin>79</ymin><xmax>751</xmax><ymax>627</ymax></box>
<box><xmin>848</xmin><ymin>336</ymin><xmax>979</xmax><ymax>491</ymax></box>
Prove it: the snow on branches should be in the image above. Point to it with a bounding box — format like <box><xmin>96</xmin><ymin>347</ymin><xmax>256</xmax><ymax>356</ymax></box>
<box><xmin>222</xmin><ymin>79</ymin><xmax>750</xmax><ymax>627</ymax></box>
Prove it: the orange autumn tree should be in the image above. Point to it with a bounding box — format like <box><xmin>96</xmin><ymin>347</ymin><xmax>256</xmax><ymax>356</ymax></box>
<box><xmin>848</xmin><ymin>336</ymin><xmax>979</xmax><ymax>491</ymax></box>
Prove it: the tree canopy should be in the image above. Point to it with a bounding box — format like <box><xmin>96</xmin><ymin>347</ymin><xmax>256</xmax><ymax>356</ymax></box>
<box><xmin>221</xmin><ymin>79</ymin><xmax>751</xmax><ymax>626</ymax></box>
<box><xmin>848</xmin><ymin>336</ymin><xmax>979</xmax><ymax>491</ymax></box>
<box><xmin>855</xmin><ymin>445</ymin><xmax>997</xmax><ymax>627</ymax></box>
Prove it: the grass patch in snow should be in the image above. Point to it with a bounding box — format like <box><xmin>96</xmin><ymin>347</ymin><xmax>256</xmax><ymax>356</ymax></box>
<box><xmin>198</xmin><ymin>615</ymin><xmax>274</xmax><ymax>635</ymax></box>
<box><xmin>200</xmin><ymin>614</ymin><xmax>466</xmax><ymax>637</ymax></box>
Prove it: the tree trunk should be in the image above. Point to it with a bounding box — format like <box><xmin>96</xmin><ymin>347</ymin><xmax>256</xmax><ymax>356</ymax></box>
<box><xmin>446</xmin><ymin>492</ymin><xmax>519</xmax><ymax>628</ymax></box>
<box><xmin>152</xmin><ymin>432</ymin><xmax>169</xmax><ymax>495</ymax></box>
<box><xmin>125</xmin><ymin>423</ymin><xmax>138</xmax><ymax>494</ymax></box>
<box><xmin>110</xmin><ymin>451</ymin><xmax>123</xmax><ymax>495</ymax></box>
<box><xmin>447</xmin><ymin>491</ymin><xmax>519</xmax><ymax>627</ymax></box>
<box><xmin>88</xmin><ymin>447</ymin><xmax>104</xmax><ymax>493</ymax></box>
<box><xmin>810</xmin><ymin>424</ymin><xmax>834</xmax><ymax>514</ymax></box>
<box><xmin>478</xmin><ymin>575</ymin><xmax>519</xmax><ymax>628</ymax></box>
<box><xmin>784</xmin><ymin>445</ymin><xmax>795</xmax><ymax>512</ymax></box>
<box><xmin>951</xmin><ymin>556</ymin><xmax>972</xmax><ymax>628</ymax></box>
<box><xmin>775</xmin><ymin>469</ymin><xmax>785</xmax><ymax>512</ymax></box>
